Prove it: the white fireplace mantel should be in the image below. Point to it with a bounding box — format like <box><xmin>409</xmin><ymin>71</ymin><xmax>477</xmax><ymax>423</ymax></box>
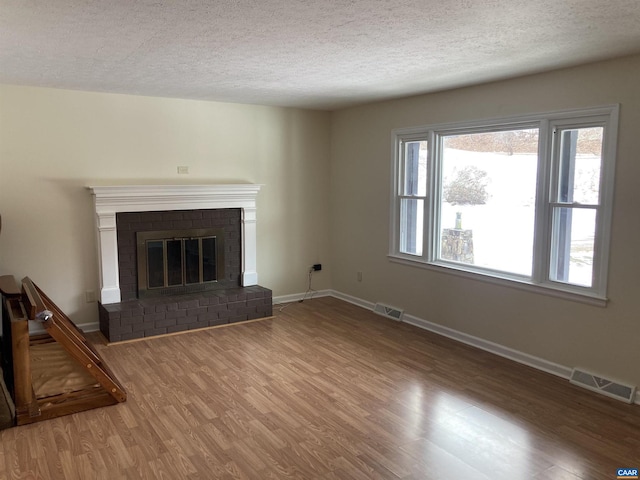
<box><xmin>88</xmin><ymin>184</ymin><xmax>262</xmax><ymax>304</ymax></box>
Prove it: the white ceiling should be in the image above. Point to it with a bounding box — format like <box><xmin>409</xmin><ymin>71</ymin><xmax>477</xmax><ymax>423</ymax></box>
<box><xmin>2</xmin><ymin>1</ymin><xmax>640</xmax><ymax>110</ymax></box>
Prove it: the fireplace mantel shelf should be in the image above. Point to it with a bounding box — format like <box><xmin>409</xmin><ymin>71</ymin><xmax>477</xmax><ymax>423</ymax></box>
<box><xmin>89</xmin><ymin>184</ymin><xmax>262</xmax><ymax>212</ymax></box>
<box><xmin>88</xmin><ymin>184</ymin><xmax>262</xmax><ymax>304</ymax></box>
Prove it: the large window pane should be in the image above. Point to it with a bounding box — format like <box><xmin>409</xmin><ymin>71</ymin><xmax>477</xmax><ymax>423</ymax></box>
<box><xmin>439</xmin><ymin>129</ymin><xmax>538</xmax><ymax>276</ymax></box>
<box><xmin>557</xmin><ymin>127</ymin><xmax>603</xmax><ymax>205</ymax></box>
<box><xmin>400</xmin><ymin>198</ymin><xmax>424</xmax><ymax>255</ymax></box>
<box><xmin>551</xmin><ymin>207</ymin><xmax>596</xmax><ymax>287</ymax></box>
<box><xmin>403</xmin><ymin>141</ymin><xmax>428</xmax><ymax>196</ymax></box>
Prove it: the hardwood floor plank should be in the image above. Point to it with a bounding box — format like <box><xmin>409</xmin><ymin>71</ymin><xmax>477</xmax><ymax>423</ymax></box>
<box><xmin>1</xmin><ymin>296</ymin><xmax>638</xmax><ymax>478</ymax></box>
<box><xmin>532</xmin><ymin>465</ymin><xmax>588</xmax><ymax>480</ymax></box>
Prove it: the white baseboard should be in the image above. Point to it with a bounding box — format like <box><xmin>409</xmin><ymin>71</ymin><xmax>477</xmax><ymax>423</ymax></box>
<box><xmin>328</xmin><ymin>290</ymin><xmax>376</xmax><ymax>310</ymax></box>
<box><xmin>272</xmin><ymin>289</ymin><xmax>332</xmax><ymax>305</ymax></box>
<box><xmin>78</xmin><ymin>322</ymin><xmax>100</xmax><ymax>333</ymax></box>
<box><xmin>313</xmin><ymin>290</ymin><xmax>639</xmax><ymax>406</ymax></box>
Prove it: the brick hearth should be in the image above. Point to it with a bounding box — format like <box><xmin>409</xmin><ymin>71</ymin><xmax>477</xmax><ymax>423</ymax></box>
<box><xmin>99</xmin><ymin>285</ymin><xmax>272</xmax><ymax>342</ymax></box>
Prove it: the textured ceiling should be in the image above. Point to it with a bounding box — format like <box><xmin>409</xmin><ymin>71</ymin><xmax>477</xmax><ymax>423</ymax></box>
<box><xmin>2</xmin><ymin>1</ymin><xmax>640</xmax><ymax>110</ymax></box>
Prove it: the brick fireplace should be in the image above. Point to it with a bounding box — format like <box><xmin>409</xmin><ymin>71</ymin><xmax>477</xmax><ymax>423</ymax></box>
<box><xmin>117</xmin><ymin>209</ymin><xmax>241</xmax><ymax>300</ymax></box>
<box><xmin>88</xmin><ymin>185</ymin><xmax>272</xmax><ymax>342</ymax></box>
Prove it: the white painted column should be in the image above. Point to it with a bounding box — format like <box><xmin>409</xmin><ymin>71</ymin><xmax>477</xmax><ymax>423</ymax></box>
<box><xmin>241</xmin><ymin>206</ymin><xmax>258</xmax><ymax>286</ymax></box>
<box><xmin>95</xmin><ymin>211</ymin><xmax>121</xmax><ymax>304</ymax></box>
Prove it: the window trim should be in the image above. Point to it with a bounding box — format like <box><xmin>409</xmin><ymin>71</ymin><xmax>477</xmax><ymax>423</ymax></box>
<box><xmin>389</xmin><ymin>105</ymin><xmax>619</xmax><ymax>306</ymax></box>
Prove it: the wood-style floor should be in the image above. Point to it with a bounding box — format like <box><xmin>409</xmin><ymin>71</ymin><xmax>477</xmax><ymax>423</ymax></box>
<box><xmin>1</xmin><ymin>296</ymin><xmax>638</xmax><ymax>479</ymax></box>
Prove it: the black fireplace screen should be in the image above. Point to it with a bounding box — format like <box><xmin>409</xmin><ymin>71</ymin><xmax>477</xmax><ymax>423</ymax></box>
<box><xmin>136</xmin><ymin>228</ymin><xmax>225</xmax><ymax>298</ymax></box>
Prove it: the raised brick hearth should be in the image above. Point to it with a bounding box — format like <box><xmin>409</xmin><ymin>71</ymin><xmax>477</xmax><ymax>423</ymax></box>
<box><xmin>99</xmin><ymin>285</ymin><xmax>272</xmax><ymax>342</ymax></box>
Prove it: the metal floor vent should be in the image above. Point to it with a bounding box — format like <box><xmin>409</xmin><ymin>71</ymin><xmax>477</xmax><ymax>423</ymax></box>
<box><xmin>373</xmin><ymin>303</ymin><xmax>404</xmax><ymax>321</ymax></box>
<box><xmin>570</xmin><ymin>368</ymin><xmax>637</xmax><ymax>404</ymax></box>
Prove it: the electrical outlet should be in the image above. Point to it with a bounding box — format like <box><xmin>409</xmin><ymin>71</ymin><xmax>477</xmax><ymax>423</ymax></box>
<box><xmin>177</xmin><ymin>166</ymin><xmax>189</xmax><ymax>174</ymax></box>
<box><xmin>357</xmin><ymin>271</ymin><xmax>363</xmax><ymax>282</ymax></box>
<box><xmin>85</xmin><ymin>290</ymin><xmax>96</xmax><ymax>303</ymax></box>
<box><xmin>312</xmin><ymin>264</ymin><xmax>322</xmax><ymax>271</ymax></box>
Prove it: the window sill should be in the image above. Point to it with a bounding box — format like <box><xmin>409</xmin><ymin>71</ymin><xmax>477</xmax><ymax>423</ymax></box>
<box><xmin>388</xmin><ymin>254</ymin><xmax>608</xmax><ymax>307</ymax></box>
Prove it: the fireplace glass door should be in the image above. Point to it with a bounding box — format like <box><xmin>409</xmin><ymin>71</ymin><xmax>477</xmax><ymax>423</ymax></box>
<box><xmin>137</xmin><ymin>229</ymin><xmax>225</xmax><ymax>297</ymax></box>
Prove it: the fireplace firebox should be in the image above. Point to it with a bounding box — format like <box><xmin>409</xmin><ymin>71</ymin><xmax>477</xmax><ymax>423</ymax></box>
<box><xmin>137</xmin><ymin>228</ymin><xmax>225</xmax><ymax>298</ymax></box>
<box><xmin>115</xmin><ymin>209</ymin><xmax>242</xmax><ymax>302</ymax></box>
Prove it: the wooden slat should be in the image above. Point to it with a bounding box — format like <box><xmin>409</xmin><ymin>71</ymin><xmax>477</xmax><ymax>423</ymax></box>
<box><xmin>21</xmin><ymin>277</ymin><xmax>46</xmax><ymax>320</ymax></box>
<box><xmin>5</xmin><ymin>297</ymin><xmax>26</xmax><ymax>322</ymax></box>
<box><xmin>28</xmin><ymin>334</ymin><xmax>55</xmax><ymax>346</ymax></box>
<box><xmin>17</xmin><ymin>389</ymin><xmax>118</xmax><ymax>426</ymax></box>
<box><xmin>6</xmin><ymin>298</ymin><xmax>39</xmax><ymax>422</ymax></box>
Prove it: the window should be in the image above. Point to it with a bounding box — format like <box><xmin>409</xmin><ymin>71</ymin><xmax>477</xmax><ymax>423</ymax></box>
<box><xmin>390</xmin><ymin>106</ymin><xmax>618</xmax><ymax>304</ymax></box>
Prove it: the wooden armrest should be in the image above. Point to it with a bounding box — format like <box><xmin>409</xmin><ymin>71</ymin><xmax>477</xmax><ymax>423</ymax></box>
<box><xmin>0</xmin><ymin>275</ymin><xmax>21</xmax><ymax>297</ymax></box>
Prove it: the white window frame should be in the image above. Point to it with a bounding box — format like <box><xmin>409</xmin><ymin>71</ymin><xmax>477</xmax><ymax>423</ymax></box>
<box><xmin>389</xmin><ymin>105</ymin><xmax>619</xmax><ymax>306</ymax></box>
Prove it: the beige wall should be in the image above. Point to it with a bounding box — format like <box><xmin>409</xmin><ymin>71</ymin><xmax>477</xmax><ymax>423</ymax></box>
<box><xmin>330</xmin><ymin>54</ymin><xmax>640</xmax><ymax>387</ymax></box>
<box><xmin>0</xmin><ymin>86</ymin><xmax>332</xmax><ymax>326</ymax></box>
